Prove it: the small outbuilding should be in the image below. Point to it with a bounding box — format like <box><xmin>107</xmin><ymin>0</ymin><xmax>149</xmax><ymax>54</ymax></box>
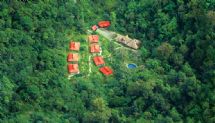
<box><xmin>93</xmin><ymin>56</ymin><xmax>105</xmax><ymax>66</ymax></box>
<box><xmin>91</xmin><ymin>25</ymin><xmax>98</xmax><ymax>31</ymax></box>
<box><xmin>115</xmin><ymin>35</ymin><xmax>141</xmax><ymax>49</ymax></box>
<box><xmin>90</xmin><ymin>44</ymin><xmax>100</xmax><ymax>53</ymax></box>
<box><xmin>98</xmin><ymin>21</ymin><xmax>110</xmax><ymax>28</ymax></box>
<box><xmin>99</xmin><ymin>66</ymin><xmax>113</xmax><ymax>76</ymax></box>
<box><xmin>70</xmin><ymin>42</ymin><xmax>80</xmax><ymax>51</ymax></box>
<box><xmin>88</xmin><ymin>35</ymin><xmax>99</xmax><ymax>43</ymax></box>
<box><xmin>68</xmin><ymin>64</ymin><xmax>79</xmax><ymax>73</ymax></box>
<box><xmin>67</xmin><ymin>53</ymin><xmax>79</xmax><ymax>62</ymax></box>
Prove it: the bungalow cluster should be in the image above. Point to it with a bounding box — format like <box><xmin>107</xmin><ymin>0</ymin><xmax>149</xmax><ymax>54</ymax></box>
<box><xmin>67</xmin><ymin>41</ymin><xmax>80</xmax><ymax>74</ymax></box>
<box><xmin>90</xmin><ymin>21</ymin><xmax>113</xmax><ymax>76</ymax></box>
<box><xmin>88</xmin><ymin>34</ymin><xmax>113</xmax><ymax>76</ymax></box>
<box><xmin>67</xmin><ymin>21</ymin><xmax>113</xmax><ymax>76</ymax></box>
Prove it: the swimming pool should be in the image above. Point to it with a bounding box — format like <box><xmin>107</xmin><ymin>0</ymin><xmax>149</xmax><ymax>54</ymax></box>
<box><xmin>127</xmin><ymin>63</ymin><xmax>137</xmax><ymax>69</ymax></box>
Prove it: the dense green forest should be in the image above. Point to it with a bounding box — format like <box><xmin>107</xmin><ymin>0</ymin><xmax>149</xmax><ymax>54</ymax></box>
<box><xmin>0</xmin><ymin>0</ymin><xmax>215</xmax><ymax>122</ymax></box>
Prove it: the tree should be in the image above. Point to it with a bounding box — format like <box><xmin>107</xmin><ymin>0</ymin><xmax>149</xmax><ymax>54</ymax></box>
<box><xmin>83</xmin><ymin>97</ymin><xmax>111</xmax><ymax>122</ymax></box>
<box><xmin>207</xmin><ymin>11</ymin><xmax>215</xmax><ymax>26</ymax></box>
<box><xmin>110</xmin><ymin>12</ymin><xmax>116</xmax><ymax>30</ymax></box>
<box><xmin>20</xmin><ymin>16</ymin><xmax>33</xmax><ymax>31</ymax></box>
<box><xmin>156</xmin><ymin>42</ymin><xmax>174</xmax><ymax>60</ymax></box>
<box><xmin>170</xmin><ymin>53</ymin><xmax>184</xmax><ymax>66</ymax></box>
<box><xmin>140</xmin><ymin>46</ymin><xmax>149</xmax><ymax>59</ymax></box>
<box><xmin>0</xmin><ymin>76</ymin><xmax>15</xmax><ymax>104</ymax></box>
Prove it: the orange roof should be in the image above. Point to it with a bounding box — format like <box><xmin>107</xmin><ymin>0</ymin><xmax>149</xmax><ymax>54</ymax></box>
<box><xmin>88</xmin><ymin>35</ymin><xmax>99</xmax><ymax>43</ymax></box>
<box><xmin>98</xmin><ymin>21</ymin><xmax>110</xmax><ymax>28</ymax></box>
<box><xmin>91</xmin><ymin>25</ymin><xmax>98</xmax><ymax>31</ymax></box>
<box><xmin>99</xmin><ymin>66</ymin><xmax>113</xmax><ymax>75</ymax></box>
<box><xmin>90</xmin><ymin>44</ymin><xmax>100</xmax><ymax>53</ymax></box>
<box><xmin>67</xmin><ymin>53</ymin><xmax>79</xmax><ymax>62</ymax></box>
<box><xmin>68</xmin><ymin>64</ymin><xmax>79</xmax><ymax>73</ymax></box>
<box><xmin>70</xmin><ymin>42</ymin><xmax>80</xmax><ymax>51</ymax></box>
<box><xmin>93</xmin><ymin>56</ymin><xmax>105</xmax><ymax>66</ymax></box>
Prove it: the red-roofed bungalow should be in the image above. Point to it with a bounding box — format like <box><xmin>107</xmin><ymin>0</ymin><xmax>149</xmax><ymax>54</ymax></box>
<box><xmin>98</xmin><ymin>21</ymin><xmax>110</xmax><ymax>28</ymax></box>
<box><xmin>70</xmin><ymin>42</ymin><xmax>80</xmax><ymax>51</ymax></box>
<box><xmin>99</xmin><ymin>66</ymin><xmax>113</xmax><ymax>76</ymax></box>
<box><xmin>90</xmin><ymin>44</ymin><xmax>100</xmax><ymax>53</ymax></box>
<box><xmin>88</xmin><ymin>35</ymin><xmax>99</xmax><ymax>43</ymax></box>
<box><xmin>68</xmin><ymin>64</ymin><xmax>79</xmax><ymax>73</ymax></box>
<box><xmin>93</xmin><ymin>56</ymin><xmax>105</xmax><ymax>66</ymax></box>
<box><xmin>91</xmin><ymin>25</ymin><xmax>98</xmax><ymax>31</ymax></box>
<box><xmin>67</xmin><ymin>53</ymin><xmax>79</xmax><ymax>62</ymax></box>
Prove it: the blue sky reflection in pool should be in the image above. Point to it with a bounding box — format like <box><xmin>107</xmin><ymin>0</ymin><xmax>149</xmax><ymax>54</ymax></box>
<box><xmin>127</xmin><ymin>64</ymin><xmax>137</xmax><ymax>69</ymax></box>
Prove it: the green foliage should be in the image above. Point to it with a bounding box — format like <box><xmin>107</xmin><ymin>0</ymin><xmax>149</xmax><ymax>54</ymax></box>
<box><xmin>0</xmin><ymin>76</ymin><xmax>15</xmax><ymax>104</ymax></box>
<box><xmin>0</xmin><ymin>0</ymin><xmax>214</xmax><ymax>122</ymax></box>
<box><xmin>83</xmin><ymin>97</ymin><xmax>111</xmax><ymax>123</ymax></box>
<box><xmin>156</xmin><ymin>42</ymin><xmax>174</xmax><ymax>60</ymax></box>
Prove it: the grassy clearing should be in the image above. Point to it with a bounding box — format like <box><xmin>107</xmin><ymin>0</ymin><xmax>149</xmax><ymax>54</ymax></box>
<box><xmin>65</xmin><ymin>29</ymin><xmax>143</xmax><ymax>80</ymax></box>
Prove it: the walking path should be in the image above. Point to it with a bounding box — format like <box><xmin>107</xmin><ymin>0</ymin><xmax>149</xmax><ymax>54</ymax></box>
<box><xmin>88</xmin><ymin>55</ymin><xmax>92</xmax><ymax>76</ymax></box>
<box><xmin>96</xmin><ymin>29</ymin><xmax>115</xmax><ymax>40</ymax></box>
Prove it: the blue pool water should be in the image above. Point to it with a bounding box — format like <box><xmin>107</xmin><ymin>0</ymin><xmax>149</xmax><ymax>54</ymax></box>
<box><xmin>127</xmin><ymin>64</ymin><xmax>137</xmax><ymax>69</ymax></box>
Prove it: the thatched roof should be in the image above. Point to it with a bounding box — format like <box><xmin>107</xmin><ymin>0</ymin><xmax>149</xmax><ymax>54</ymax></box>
<box><xmin>115</xmin><ymin>34</ymin><xmax>141</xmax><ymax>49</ymax></box>
<box><xmin>96</xmin><ymin>28</ymin><xmax>141</xmax><ymax>49</ymax></box>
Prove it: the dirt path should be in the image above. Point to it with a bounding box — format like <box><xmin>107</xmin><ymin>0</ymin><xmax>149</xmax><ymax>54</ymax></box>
<box><xmin>88</xmin><ymin>55</ymin><xmax>92</xmax><ymax>76</ymax></box>
<box><xmin>99</xmin><ymin>47</ymin><xmax>103</xmax><ymax>56</ymax></box>
<box><xmin>96</xmin><ymin>29</ymin><xmax>115</xmax><ymax>40</ymax></box>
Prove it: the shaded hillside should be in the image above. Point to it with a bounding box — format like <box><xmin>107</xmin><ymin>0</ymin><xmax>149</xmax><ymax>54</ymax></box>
<box><xmin>0</xmin><ymin>0</ymin><xmax>215</xmax><ymax>122</ymax></box>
